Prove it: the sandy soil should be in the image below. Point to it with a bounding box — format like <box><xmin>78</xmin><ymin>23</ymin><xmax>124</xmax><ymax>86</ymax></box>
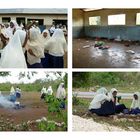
<box><xmin>73</xmin><ymin>115</ymin><xmax>126</xmax><ymax>132</ymax></box>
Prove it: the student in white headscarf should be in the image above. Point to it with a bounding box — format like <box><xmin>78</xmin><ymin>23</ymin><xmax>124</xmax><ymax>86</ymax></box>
<box><xmin>10</xmin><ymin>86</ymin><xmax>15</xmax><ymax>95</ymax></box>
<box><xmin>56</xmin><ymin>83</ymin><xmax>66</xmax><ymax>109</ymax></box>
<box><xmin>56</xmin><ymin>83</ymin><xmax>66</xmax><ymax>100</ymax></box>
<box><xmin>6</xmin><ymin>20</ymin><xmax>19</xmax><ymax>39</ymax></box>
<box><xmin>44</xmin><ymin>29</ymin><xmax>67</xmax><ymax>68</ymax></box>
<box><xmin>89</xmin><ymin>87</ymin><xmax>115</xmax><ymax>116</ymax></box>
<box><xmin>40</xmin><ymin>86</ymin><xmax>47</xmax><ymax>100</ymax></box>
<box><xmin>130</xmin><ymin>92</ymin><xmax>140</xmax><ymax>114</ymax></box>
<box><xmin>27</xmin><ymin>27</ymin><xmax>44</xmax><ymax>68</ymax></box>
<box><xmin>0</xmin><ymin>30</ymin><xmax>27</xmax><ymax>68</ymax></box>
<box><xmin>41</xmin><ymin>29</ymin><xmax>51</xmax><ymax>68</ymax></box>
<box><xmin>108</xmin><ymin>88</ymin><xmax>127</xmax><ymax>114</ymax></box>
<box><xmin>46</xmin><ymin>86</ymin><xmax>53</xmax><ymax>95</ymax></box>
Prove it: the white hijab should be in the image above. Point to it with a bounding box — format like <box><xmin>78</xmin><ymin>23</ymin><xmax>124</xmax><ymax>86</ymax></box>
<box><xmin>96</xmin><ymin>87</ymin><xmax>108</xmax><ymax>95</ymax></box>
<box><xmin>10</xmin><ymin>86</ymin><xmax>15</xmax><ymax>95</ymax></box>
<box><xmin>41</xmin><ymin>86</ymin><xmax>47</xmax><ymax>95</ymax></box>
<box><xmin>131</xmin><ymin>92</ymin><xmax>140</xmax><ymax>109</ymax></box>
<box><xmin>108</xmin><ymin>88</ymin><xmax>119</xmax><ymax>105</ymax></box>
<box><xmin>46</xmin><ymin>86</ymin><xmax>53</xmax><ymax>95</ymax></box>
<box><xmin>89</xmin><ymin>87</ymin><xmax>110</xmax><ymax>109</ymax></box>
<box><xmin>27</xmin><ymin>27</ymin><xmax>44</xmax><ymax>65</ymax></box>
<box><xmin>108</xmin><ymin>88</ymin><xmax>118</xmax><ymax>99</ymax></box>
<box><xmin>41</xmin><ymin>29</ymin><xmax>50</xmax><ymax>42</ymax></box>
<box><xmin>0</xmin><ymin>30</ymin><xmax>27</xmax><ymax>68</ymax></box>
<box><xmin>56</xmin><ymin>83</ymin><xmax>66</xmax><ymax>99</ymax></box>
<box><xmin>44</xmin><ymin>29</ymin><xmax>67</xmax><ymax>56</ymax></box>
<box><xmin>6</xmin><ymin>20</ymin><xmax>19</xmax><ymax>39</ymax></box>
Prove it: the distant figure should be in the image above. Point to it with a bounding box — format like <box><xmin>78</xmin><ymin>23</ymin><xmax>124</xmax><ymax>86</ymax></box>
<box><xmin>130</xmin><ymin>92</ymin><xmax>140</xmax><ymax>114</ymax></box>
<box><xmin>49</xmin><ymin>24</ymin><xmax>55</xmax><ymax>36</ymax></box>
<box><xmin>40</xmin><ymin>86</ymin><xmax>47</xmax><ymax>100</ymax></box>
<box><xmin>46</xmin><ymin>86</ymin><xmax>53</xmax><ymax>95</ymax></box>
<box><xmin>56</xmin><ymin>83</ymin><xmax>66</xmax><ymax>100</ymax></box>
<box><xmin>108</xmin><ymin>88</ymin><xmax>127</xmax><ymax>114</ymax></box>
<box><xmin>56</xmin><ymin>83</ymin><xmax>66</xmax><ymax>109</ymax></box>
<box><xmin>89</xmin><ymin>87</ymin><xmax>115</xmax><ymax>116</ymax></box>
<box><xmin>9</xmin><ymin>86</ymin><xmax>17</xmax><ymax>102</ymax></box>
<box><xmin>10</xmin><ymin>86</ymin><xmax>15</xmax><ymax>95</ymax></box>
<box><xmin>15</xmin><ymin>86</ymin><xmax>21</xmax><ymax>98</ymax></box>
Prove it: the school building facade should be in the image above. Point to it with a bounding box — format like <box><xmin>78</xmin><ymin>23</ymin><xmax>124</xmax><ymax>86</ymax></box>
<box><xmin>0</xmin><ymin>8</ymin><xmax>67</xmax><ymax>31</ymax></box>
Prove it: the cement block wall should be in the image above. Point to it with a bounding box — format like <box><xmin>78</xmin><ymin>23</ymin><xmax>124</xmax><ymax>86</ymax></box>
<box><xmin>73</xmin><ymin>9</ymin><xmax>84</xmax><ymax>38</ymax></box>
<box><xmin>73</xmin><ymin>9</ymin><xmax>140</xmax><ymax>41</ymax></box>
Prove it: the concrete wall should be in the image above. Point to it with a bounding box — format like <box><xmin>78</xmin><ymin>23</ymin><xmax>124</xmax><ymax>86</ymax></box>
<box><xmin>0</xmin><ymin>14</ymin><xmax>67</xmax><ymax>27</ymax></box>
<box><xmin>84</xmin><ymin>9</ymin><xmax>140</xmax><ymax>41</ymax></box>
<box><xmin>73</xmin><ymin>9</ymin><xmax>140</xmax><ymax>41</ymax></box>
<box><xmin>73</xmin><ymin>9</ymin><xmax>84</xmax><ymax>38</ymax></box>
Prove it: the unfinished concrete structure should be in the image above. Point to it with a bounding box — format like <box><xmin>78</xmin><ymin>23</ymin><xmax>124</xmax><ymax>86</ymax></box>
<box><xmin>73</xmin><ymin>9</ymin><xmax>140</xmax><ymax>68</ymax></box>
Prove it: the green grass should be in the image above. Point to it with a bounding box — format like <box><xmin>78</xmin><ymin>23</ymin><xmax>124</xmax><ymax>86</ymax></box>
<box><xmin>0</xmin><ymin>80</ymin><xmax>62</xmax><ymax>92</ymax></box>
<box><xmin>73</xmin><ymin>98</ymin><xmax>140</xmax><ymax>131</ymax></box>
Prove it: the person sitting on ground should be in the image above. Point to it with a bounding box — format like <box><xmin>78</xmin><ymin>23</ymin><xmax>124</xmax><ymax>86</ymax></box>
<box><xmin>89</xmin><ymin>87</ymin><xmax>115</xmax><ymax>116</ymax></box>
<box><xmin>40</xmin><ymin>86</ymin><xmax>47</xmax><ymax>100</ymax></box>
<box><xmin>108</xmin><ymin>88</ymin><xmax>127</xmax><ymax>114</ymax></box>
<box><xmin>130</xmin><ymin>92</ymin><xmax>140</xmax><ymax>115</ymax></box>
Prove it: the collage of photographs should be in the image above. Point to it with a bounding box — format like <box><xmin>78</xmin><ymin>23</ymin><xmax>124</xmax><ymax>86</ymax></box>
<box><xmin>0</xmin><ymin>0</ymin><xmax>140</xmax><ymax>139</ymax></box>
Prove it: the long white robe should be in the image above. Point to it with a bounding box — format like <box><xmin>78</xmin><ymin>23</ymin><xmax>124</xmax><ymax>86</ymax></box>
<box><xmin>0</xmin><ymin>30</ymin><xmax>27</xmax><ymax>68</ymax></box>
<box><xmin>56</xmin><ymin>83</ymin><xmax>66</xmax><ymax>99</ymax></box>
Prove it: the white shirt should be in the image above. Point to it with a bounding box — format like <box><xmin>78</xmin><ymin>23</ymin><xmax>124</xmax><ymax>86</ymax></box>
<box><xmin>131</xmin><ymin>99</ymin><xmax>140</xmax><ymax>109</ymax></box>
<box><xmin>89</xmin><ymin>94</ymin><xmax>111</xmax><ymax>110</ymax></box>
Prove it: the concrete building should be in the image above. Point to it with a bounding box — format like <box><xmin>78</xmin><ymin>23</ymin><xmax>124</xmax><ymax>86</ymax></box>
<box><xmin>0</xmin><ymin>8</ymin><xmax>67</xmax><ymax>30</ymax></box>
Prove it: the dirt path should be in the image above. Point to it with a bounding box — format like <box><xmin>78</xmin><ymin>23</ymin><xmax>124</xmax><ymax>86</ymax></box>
<box><xmin>73</xmin><ymin>115</ymin><xmax>126</xmax><ymax>131</ymax></box>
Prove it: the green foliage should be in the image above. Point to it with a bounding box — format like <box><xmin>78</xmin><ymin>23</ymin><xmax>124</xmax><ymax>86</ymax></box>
<box><xmin>0</xmin><ymin>80</ymin><xmax>61</xmax><ymax>92</ymax></box>
<box><xmin>73</xmin><ymin>72</ymin><xmax>140</xmax><ymax>88</ymax></box>
<box><xmin>38</xmin><ymin>121</ymin><xmax>56</xmax><ymax>131</ymax></box>
<box><xmin>0</xmin><ymin>72</ymin><xmax>10</xmax><ymax>77</ymax></box>
<box><xmin>72</xmin><ymin>93</ymin><xmax>80</xmax><ymax>105</ymax></box>
<box><xmin>46</xmin><ymin>95</ymin><xmax>61</xmax><ymax>113</ymax></box>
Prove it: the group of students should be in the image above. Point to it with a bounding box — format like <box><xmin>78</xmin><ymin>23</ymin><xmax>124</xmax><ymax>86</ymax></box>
<box><xmin>0</xmin><ymin>20</ymin><xmax>67</xmax><ymax>68</ymax></box>
<box><xmin>40</xmin><ymin>83</ymin><xmax>66</xmax><ymax>100</ymax></box>
<box><xmin>89</xmin><ymin>87</ymin><xmax>140</xmax><ymax>116</ymax></box>
<box><xmin>40</xmin><ymin>83</ymin><xmax>66</xmax><ymax>108</ymax></box>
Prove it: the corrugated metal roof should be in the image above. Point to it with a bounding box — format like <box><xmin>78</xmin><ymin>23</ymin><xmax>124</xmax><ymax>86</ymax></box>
<box><xmin>0</xmin><ymin>8</ymin><xmax>67</xmax><ymax>14</ymax></box>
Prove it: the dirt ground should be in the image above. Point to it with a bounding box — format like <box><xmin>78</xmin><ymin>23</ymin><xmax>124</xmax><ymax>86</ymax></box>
<box><xmin>73</xmin><ymin>38</ymin><xmax>140</xmax><ymax>68</ymax></box>
<box><xmin>0</xmin><ymin>92</ymin><xmax>47</xmax><ymax>124</ymax></box>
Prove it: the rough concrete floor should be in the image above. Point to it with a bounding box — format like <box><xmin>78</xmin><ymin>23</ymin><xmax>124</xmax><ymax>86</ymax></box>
<box><xmin>73</xmin><ymin>38</ymin><xmax>140</xmax><ymax>68</ymax></box>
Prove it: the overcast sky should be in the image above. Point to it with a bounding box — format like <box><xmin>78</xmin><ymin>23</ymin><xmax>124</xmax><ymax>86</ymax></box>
<box><xmin>0</xmin><ymin>71</ymin><xmax>66</xmax><ymax>84</ymax></box>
